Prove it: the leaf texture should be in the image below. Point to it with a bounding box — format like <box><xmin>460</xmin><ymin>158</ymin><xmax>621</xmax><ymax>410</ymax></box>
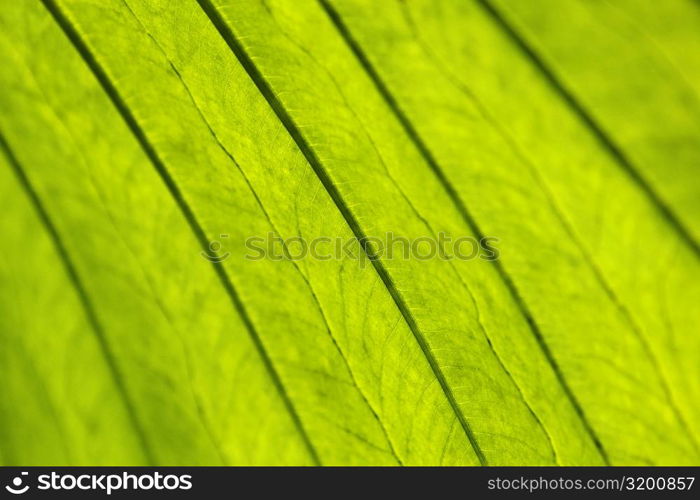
<box><xmin>0</xmin><ymin>0</ymin><xmax>698</xmax><ymax>466</ymax></box>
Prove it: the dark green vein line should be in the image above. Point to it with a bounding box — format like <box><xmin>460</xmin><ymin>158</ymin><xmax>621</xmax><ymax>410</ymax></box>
<box><xmin>40</xmin><ymin>0</ymin><xmax>321</xmax><ymax>466</ymax></box>
<box><xmin>421</xmin><ymin>30</ymin><xmax>700</xmax><ymax>453</ymax></box>
<box><xmin>454</xmin><ymin>55</ymin><xmax>700</xmax><ymax>451</ymax></box>
<box><xmin>7</xmin><ymin>42</ymin><xmax>226</xmax><ymax>464</ymax></box>
<box><xmin>475</xmin><ymin>0</ymin><xmax>700</xmax><ymax>257</ymax></box>
<box><xmin>260</xmin><ymin>0</ymin><xmax>552</xmax><ymax>463</ymax></box>
<box><xmin>308</xmin><ymin>5</ymin><xmax>558</xmax><ymax>463</ymax></box>
<box><xmin>0</xmin><ymin>132</ymin><xmax>155</xmax><ymax>465</ymax></box>
<box><xmin>196</xmin><ymin>0</ymin><xmax>487</xmax><ymax>466</ymax></box>
<box><xmin>473</xmin><ymin>0</ymin><xmax>700</xmax><ymax>452</ymax></box>
<box><xmin>399</xmin><ymin>0</ymin><xmax>697</xmax><ymax>459</ymax></box>
<box><xmin>118</xmin><ymin>0</ymin><xmax>400</xmax><ymax>463</ymax></box>
<box><xmin>318</xmin><ymin>0</ymin><xmax>609</xmax><ymax>465</ymax></box>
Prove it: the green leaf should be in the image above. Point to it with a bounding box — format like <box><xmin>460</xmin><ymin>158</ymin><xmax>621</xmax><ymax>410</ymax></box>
<box><xmin>488</xmin><ymin>0</ymin><xmax>700</xmax><ymax>247</ymax></box>
<box><xmin>0</xmin><ymin>0</ymin><xmax>698</xmax><ymax>465</ymax></box>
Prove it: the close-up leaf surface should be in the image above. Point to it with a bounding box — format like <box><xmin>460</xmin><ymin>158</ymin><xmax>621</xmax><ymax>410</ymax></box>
<box><xmin>0</xmin><ymin>0</ymin><xmax>698</xmax><ymax>466</ymax></box>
